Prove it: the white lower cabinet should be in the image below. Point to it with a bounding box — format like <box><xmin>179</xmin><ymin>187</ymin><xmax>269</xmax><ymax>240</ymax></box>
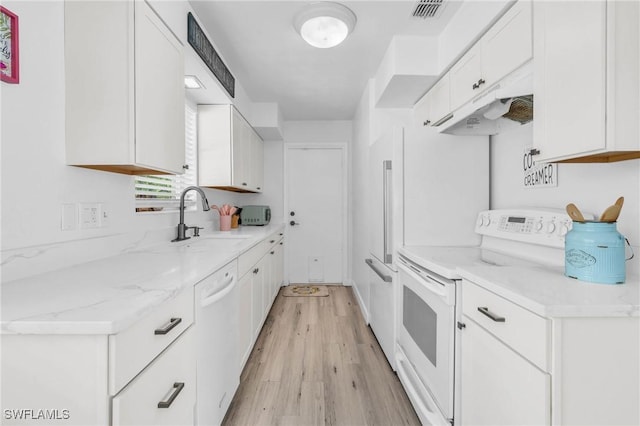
<box><xmin>237</xmin><ymin>271</ymin><xmax>254</xmax><ymax>369</ymax></box>
<box><xmin>460</xmin><ymin>319</ymin><xmax>550</xmax><ymax>426</ymax></box>
<box><xmin>237</xmin><ymin>230</ymin><xmax>285</xmax><ymax>372</ymax></box>
<box><xmin>251</xmin><ymin>256</ymin><xmax>267</xmax><ymax>337</ymax></box>
<box><xmin>0</xmin><ymin>288</ymin><xmax>195</xmax><ymax>426</ymax></box>
<box><xmin>460</xmin><ymin>281</ymin><xmax>550</xmax><ymax>425</ymax></box>
<box><xmin>459</xmin><ymin>280</ymin><xmax>640</xmax><ymax>425</ymax></box>
<box><xmin>270</xmin><ymin>239</ymin><xmax>284</xmax><ymax>300</ymax></box>
<box><xmin>112</xmin><ymin>327</ymin><xmax>196</xmax><ymax>426</ymax></box>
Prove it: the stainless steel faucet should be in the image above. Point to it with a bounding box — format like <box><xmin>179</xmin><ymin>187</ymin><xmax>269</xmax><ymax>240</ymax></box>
<box><xmin>172</xmin><ymin>186</ymin><xmax>210</xmax><ymax>242</ymax></box>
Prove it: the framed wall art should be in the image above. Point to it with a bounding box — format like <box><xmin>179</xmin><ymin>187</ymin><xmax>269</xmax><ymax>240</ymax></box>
<box><xmin>1</xmin><ymin>6</ymin><xmax>19</xmax><ymax>84</ymax></box>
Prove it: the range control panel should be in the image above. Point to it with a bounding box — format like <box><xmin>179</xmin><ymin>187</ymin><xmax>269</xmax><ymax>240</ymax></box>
<box><xmin>474</xmin><ymin>209</ymin><xmax>586</xmax><ymax>248</ymax></box>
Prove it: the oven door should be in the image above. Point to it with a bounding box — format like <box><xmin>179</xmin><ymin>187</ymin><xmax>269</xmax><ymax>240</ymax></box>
<box><xmin>397</xmin><ymin>258</ymin><xmax>456</xmax><ymax>423</ymax></box>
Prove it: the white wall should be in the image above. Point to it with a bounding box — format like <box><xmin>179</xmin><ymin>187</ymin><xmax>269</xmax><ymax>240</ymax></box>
<box><xmin>351</xmin><ymin>81</ymin><xmax>374</xmax><ymax>315</ymax></box>
<box><xmin>491</xmin><ymin>123</ymin><xmax>640</xmax><ymax>275</ymax></box>
<box><xmin>0</xmin><ymin>1</ymin><xmax>255</xmax><ymax>280</ymax></box>
<box><xmin>282</xmin><ymin>121</ymin><xmax>352</xmax><ymax>145</ymax></box>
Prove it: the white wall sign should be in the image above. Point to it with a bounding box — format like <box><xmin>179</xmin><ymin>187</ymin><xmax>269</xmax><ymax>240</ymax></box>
<box><xmin>523</xmin><ymin>146</ymin><xmax>557</xmax><ymax>188</ymax></box>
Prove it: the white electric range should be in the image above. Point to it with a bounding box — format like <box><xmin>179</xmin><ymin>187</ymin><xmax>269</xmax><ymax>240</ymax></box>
<box><xmin>395</xmin><ymin>209</ymin><xmax>639</xmax><ymax>426</ymax></box>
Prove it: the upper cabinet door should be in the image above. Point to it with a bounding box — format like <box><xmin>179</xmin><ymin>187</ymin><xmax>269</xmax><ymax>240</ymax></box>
<box><xmin>481</xmin><ymin>0</ymin><xmax>532</xmax><ymax>87</ymax></box>
<box><xmin>135</xmin><ymin>0</ymin><xmax>185</xmax><ymax>174</ymax></box>
<box><xmin>198</xmin><ymin>105</ymin><xmax>264</xmax><ymax>193</ymax></box>
<box><xmin>532</xmin><ymin>1</ymin><xmax>607</xmax><ymax>161</ymax></box>
<box><xmin>449</xmin><ymin>45</ymin><xmax>482</xmax><ymax>111</ymax></box>
<box><xmin>65</xmin><ymin>0</ymin><xmax>185</xmax><ymax>175</ymax></box>
<box><xmin>231</xmin><ymin>108</ymin><xmax>249</xmax><ymax>189</ymax></box>
<box><xmin>429</xmin><ymin>75</ymin><xmax>452</xmax><ymax>126</ymax></box>
<box><xmin>533</xmin><ymin>0</ymin><xmax>640</xmax><ymax>163</ymax></box>
<box><xmin>251</xmin><ymin>131</ymin><xmax>264</xmax><ymax>192</ymax></box>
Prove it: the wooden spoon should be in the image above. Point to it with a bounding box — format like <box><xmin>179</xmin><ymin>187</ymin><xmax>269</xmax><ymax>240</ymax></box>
<box><xmin>566</xmin><ymin>203</ymin><xmax>586</xmax><ymax>222</ymax></box>
<box><xmin>600</xmin><ymin>197</ymin><xmax>624</xmax><ymax>222</ymax></box>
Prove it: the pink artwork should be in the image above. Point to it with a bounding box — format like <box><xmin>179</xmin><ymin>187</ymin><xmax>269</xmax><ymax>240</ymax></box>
<box><xmin>1</xmin><ymin>6</ymin><xmax>19</xmax><ymax>84</ymax></box>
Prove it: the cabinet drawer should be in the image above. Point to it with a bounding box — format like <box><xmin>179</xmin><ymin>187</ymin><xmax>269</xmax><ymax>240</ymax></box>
<box><xmin>238</xmin><ymin>239</ymin><xmax>270</xmax><ymax>277</ymax></box>
<box><xmin>462</xmin><ymin>280</ymin><xmax>549</xmax><ymax>371</ymax></box>
<box><xmin>109</xmin><ymin>287</ymin><xmax>194</xmax><ymax>394</ymax></box>
<box><xmin>112</xmin><ymin>327</ymin><xmax>195</xmax><ymax>426</ymax></box>
<box><xmin>238</xmin><ymin>230</ymin><xmax>284</xmax><ymax>277</ymax></box>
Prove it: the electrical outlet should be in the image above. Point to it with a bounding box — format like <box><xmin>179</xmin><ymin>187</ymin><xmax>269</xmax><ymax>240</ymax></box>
<box><xmin>79</xmin><ymin>203</ymin><xmax>100</xmax><ymax>229</ymax></box>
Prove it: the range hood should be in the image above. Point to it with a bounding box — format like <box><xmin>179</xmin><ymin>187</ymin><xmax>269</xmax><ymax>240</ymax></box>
<box><xmin>440</xmin><ymin>62</ymin><xmax>533</xmax><ymax>136</ymax></box>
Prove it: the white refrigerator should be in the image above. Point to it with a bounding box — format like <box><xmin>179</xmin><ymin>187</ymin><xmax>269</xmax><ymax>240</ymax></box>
<box><xmin>366</xmin><ymin>125</ymin><xmax>488</xmax><ymax>369</ymax></box>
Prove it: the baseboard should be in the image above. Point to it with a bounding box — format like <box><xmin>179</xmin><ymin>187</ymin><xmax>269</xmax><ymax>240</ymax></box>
<box><xmin>351</xmin><ymin>281</ymin><xmax>370</xmax><ymax>324</ymax></box>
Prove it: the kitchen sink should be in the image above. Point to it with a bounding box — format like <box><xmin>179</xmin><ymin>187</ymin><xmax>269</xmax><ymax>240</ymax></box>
<box><xmin>199</xmin><ymin>233</ymin><xmax>253</xmax><ymax>239</ymax></box>
<box><xmin>144</xmin><ymin>236</ymin><xmax>249</xmax><ymax>254</ymax></box>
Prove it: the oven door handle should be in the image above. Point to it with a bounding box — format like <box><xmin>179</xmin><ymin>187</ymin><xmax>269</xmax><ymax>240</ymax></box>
<box><xmin>398</xmin><ymin>262</ymin><xmax>453</xmax><ymax>305</ymax></box>
<box><xmin>366</xmin><ymin>258</ymin><xmax>392</xmax><ymax>282</ymax></box>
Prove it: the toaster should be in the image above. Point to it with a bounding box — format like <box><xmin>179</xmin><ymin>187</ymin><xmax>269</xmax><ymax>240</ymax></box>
<box><xmin>240</xmin><ymin>205</ymin><xmax>271</xmax><ymax>226</ymax></box>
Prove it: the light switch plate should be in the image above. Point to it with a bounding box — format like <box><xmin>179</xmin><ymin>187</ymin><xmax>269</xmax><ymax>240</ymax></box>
<box><xmin>61</xmin><ymin>203</ymin><xmax>77</xmax><ymax>231</ymax></box>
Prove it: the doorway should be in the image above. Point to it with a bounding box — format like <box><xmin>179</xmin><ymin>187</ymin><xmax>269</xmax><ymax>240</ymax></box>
<box><xmin>284</xmin><ymin>144</ymin><xmax>347</xmax><ymax>285</ymax></box>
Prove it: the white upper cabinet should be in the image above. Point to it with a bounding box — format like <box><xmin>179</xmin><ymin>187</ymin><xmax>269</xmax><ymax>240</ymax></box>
<box><xmin>65</xmin><ymin>0</ymin><xmax>185</xmax><ymax>175</ymax></box>
<box><xmin>450</xmin><ymin>44</ymin><xmax>483</xmax><ymax>111</ymax></box>
<box><xmin>251</xmin><ymin>130</ymin><xmax>265</xmax><ymax>192</ymax></box>
<box><xmin>481</xmin><ymin>0</ymin><xmax>532</xmax><ymax>90</ymax></box>
<box><xmin>198</xmin><ymin>105</ymin><xmax>264</xmax><ymax>193</ymax></box>
<box><xmin>415</xmin><ymin>0</ymin><xmax>532</xmax><ymax>126</ymax></box>
<box><xmin>414</xmin><ymin>74</ymin><xmax>452</xmax><ymax>127</ymax></box>
<box><xmin>532</xmin><ymin>0</ymin><xmax>640</xmax><ymax>163</ymax></box>
<box><xmin>451</xmin><ymin>1</ymin><xmax>532</xmax><ymax>111</ymax></box>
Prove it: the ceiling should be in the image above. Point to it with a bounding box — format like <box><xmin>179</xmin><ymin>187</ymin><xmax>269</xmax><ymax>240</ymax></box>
<box><xmin>189</xmin><ymin>1</ymin><xmax>463</xmax><ymax>120</ymax></box>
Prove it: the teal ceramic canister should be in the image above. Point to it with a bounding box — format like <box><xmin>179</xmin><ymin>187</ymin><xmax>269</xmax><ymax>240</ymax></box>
<box><xmin>565</xmin><ymin>221</ymin><xmax>626</xmax><ymax>284</ymax></box>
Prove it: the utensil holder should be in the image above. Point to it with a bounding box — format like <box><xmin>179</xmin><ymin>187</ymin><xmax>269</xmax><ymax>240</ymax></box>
<box><xmin>220</xmin><ymin>215</ymin><xmax>231</xmax><ymax>231</ymax></box>
<box><xmin>565</xmin><ymin>221</ymin><xmax>626</xmax><ymax>284</ymax></box>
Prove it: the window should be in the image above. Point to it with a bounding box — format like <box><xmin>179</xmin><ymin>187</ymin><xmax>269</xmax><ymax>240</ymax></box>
<box><xmin>134</xmin><ymin>104</ymin><xmax>198</xmax><ymax>212</ymax></box>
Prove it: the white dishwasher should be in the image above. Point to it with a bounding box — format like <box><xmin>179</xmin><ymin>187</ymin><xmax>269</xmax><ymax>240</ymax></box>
<box><xmin>195</xmin><ymin>259</ymin><xmax>239</xmax><ymax>426</ymax></box>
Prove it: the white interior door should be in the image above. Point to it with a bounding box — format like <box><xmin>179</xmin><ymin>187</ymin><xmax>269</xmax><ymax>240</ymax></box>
<box><xmin>285</xmin><ymin>146</ymin><xmax>346</xmax><ymax>284</ymax></box>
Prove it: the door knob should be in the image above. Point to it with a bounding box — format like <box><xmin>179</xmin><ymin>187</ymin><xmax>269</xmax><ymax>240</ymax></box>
<box><xmin>290</xmin><ymin>211</ymin><xmax>295</xmax><ymax>216</ymax></box>
<box><xmin>290</xmin><ymin>220</ymin><xmax>299</xmax><ymax>226</ymax></box>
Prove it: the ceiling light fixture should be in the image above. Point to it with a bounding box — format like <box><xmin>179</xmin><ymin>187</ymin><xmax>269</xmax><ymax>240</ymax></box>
<box><xmin>184</xmin><ymin>75</ymin><xmax>204</xmax><ymax>89</ymax></box>
<box><xmin>293</xmin><ymin>2</ymin><xmax>357</xmax><ymax>49</ymax></box>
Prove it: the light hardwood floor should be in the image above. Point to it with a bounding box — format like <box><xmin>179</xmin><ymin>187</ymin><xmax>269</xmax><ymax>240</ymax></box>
<box><xmin>222</xmin><ymin>286</ymin><xmax>421</xmax><ymax>426</ymax></box>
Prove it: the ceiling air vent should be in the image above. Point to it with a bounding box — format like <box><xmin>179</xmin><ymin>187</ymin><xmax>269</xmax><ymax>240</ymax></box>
<box><xmin>412</xmin><ymin>0</ymin><xmax>445</xmax><ymax>19</ymax></box>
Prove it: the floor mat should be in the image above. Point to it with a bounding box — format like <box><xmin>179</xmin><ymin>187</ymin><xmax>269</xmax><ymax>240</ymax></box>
<box><xmin>282</xmin><ymin>285</ymin><xmax>329</xmax><ymax>297</ymax></box>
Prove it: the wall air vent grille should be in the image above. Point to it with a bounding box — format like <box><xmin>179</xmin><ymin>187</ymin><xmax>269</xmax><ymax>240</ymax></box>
<box><xmin>412</xmin><ymin>0</ymin><xmax>445</xmax><ymax>18</ymax></box>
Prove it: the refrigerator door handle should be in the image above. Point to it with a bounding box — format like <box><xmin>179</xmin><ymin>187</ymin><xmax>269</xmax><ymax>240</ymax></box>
<box><xmin>366</xmin><ymin>258</ymin><xmax>392</xmax><ymax>282</ymax></box>
<box><xmin>383</xmin><ymin>160</ymin><xmax>393</xmax><ymax>264</ymax></box>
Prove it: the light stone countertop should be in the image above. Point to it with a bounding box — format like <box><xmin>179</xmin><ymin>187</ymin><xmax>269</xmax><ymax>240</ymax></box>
<box><xmin>399</xmin><ymin>245</ymin><xmax>639</xmax><ymax>318</ymax></box>
<box><xmin>1</xmin><ymin>224</ymin><xmax>285</xmax><ymax>335</ymax></box>
<box><xmin>457</xmin><ymin>263</ymin><xmax>640</xmax><ymax>318</ymax></box>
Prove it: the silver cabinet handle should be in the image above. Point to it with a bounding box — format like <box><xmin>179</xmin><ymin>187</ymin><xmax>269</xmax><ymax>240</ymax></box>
<box><xmin>365</xmin><ymin>258</ymin><xmax>392</xmax><ymax>283</ymax></box>
<box><xmin>382</xmin><ymin>160</ymin><xmax>392</xmax><ymax>264</ymax></box>
<box><xmin>154</xmin><ymin>317</ymin><xmax>182</xmax><ymax>335</ymax></box>
<box><xmin>477</xmin><ymin>307</ymin><xmax>505</xmax><ymax>322</ymax></box>
<box><xmin>157</xmin><ymin>382</ymin><xmax>185</xmax><ymax>408</ymax></box>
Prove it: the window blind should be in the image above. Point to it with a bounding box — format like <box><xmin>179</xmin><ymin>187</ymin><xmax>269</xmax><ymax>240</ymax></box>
<box><xmin>135</xmin><ymin>105</ymin><xmax>198</xmax><ymax>212</ymax></box>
